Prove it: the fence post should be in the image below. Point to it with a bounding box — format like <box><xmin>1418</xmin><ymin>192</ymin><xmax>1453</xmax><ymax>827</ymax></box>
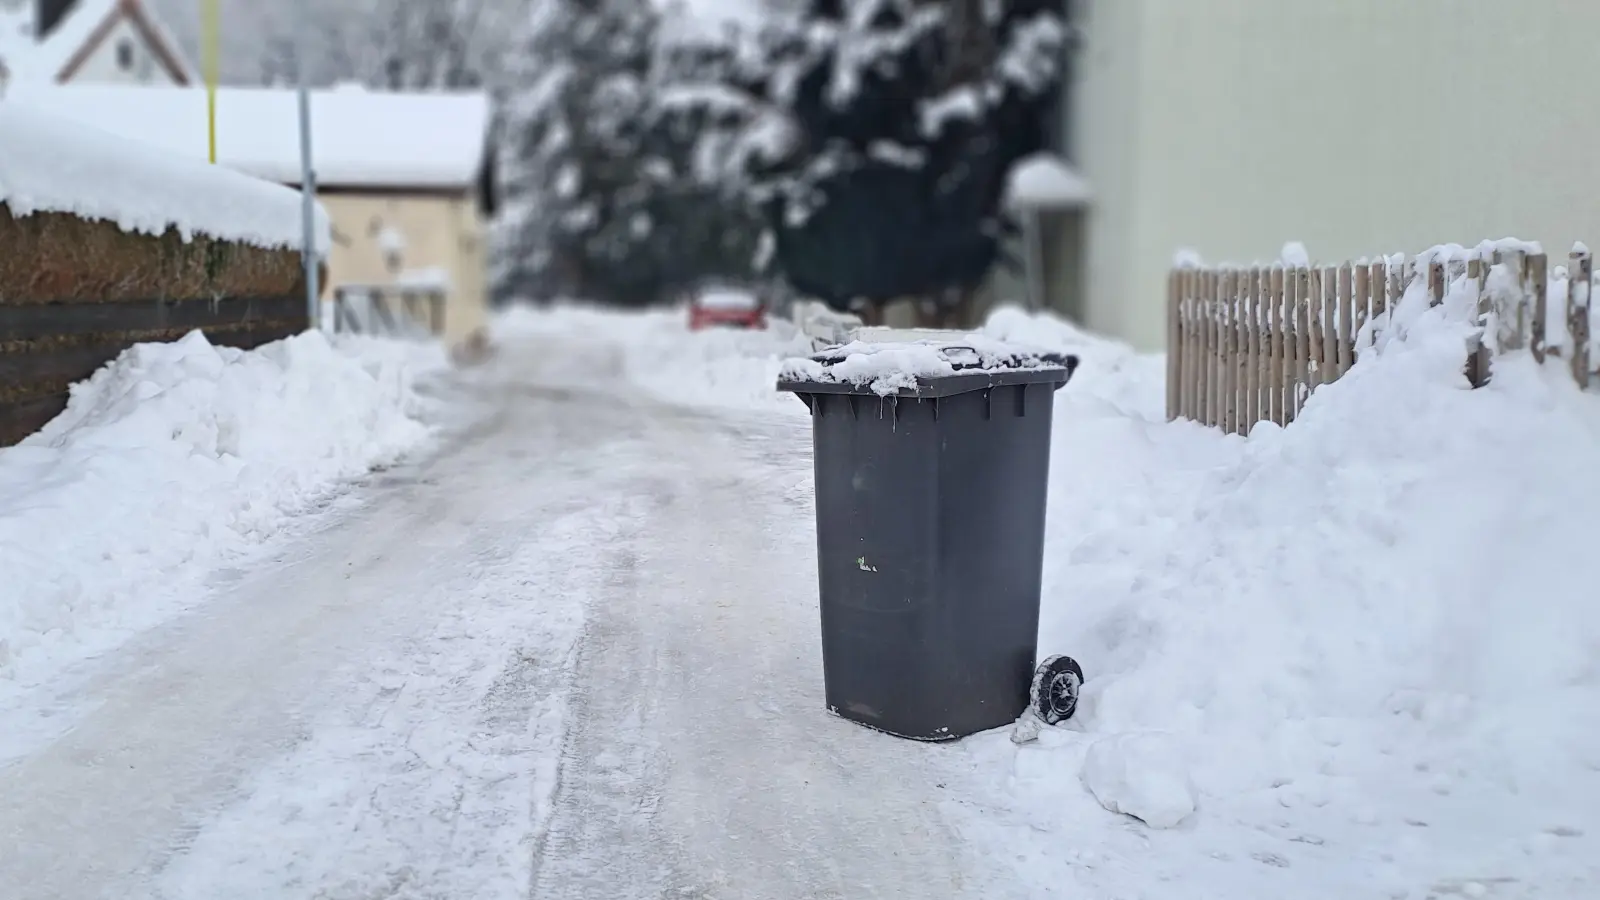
<box><xmin>1381</xmin><ymin>258</ymin><xmax>1399</xmax><ymax>320</ymax></box>
<box><xmin>1212</xmin><ymin>270</ymin><xmax>1227</xmax><ymax>429</ymax></box>
<box><xmin>1307</xmin><ymin>267</ymin><xmax>1326</xmax><ymax>397</ymax></box>
<box><xmin>1464</xmin><ymin>254</ymin><xmax>1484</xmax><ymax>387</ymax></box>
<box><xmin>1196</xmin><ymin>269</ymin><xmax>1211</xmax><ymax>425</ymax></box>
<box><xmin>1427</xmin><ymin>256</ymin><xmax>1445</xmax><ymax>307</ymax></box>
<box><xmin>1221</xmin><ymin>269</ymin><xmax>1238</xmax><ymax>434</ymax></box>
<box><xmin>1320</xmin><ymin>265</ymin><xmax>1337</xmax><ymax>386</ymax></box>
<box><xmin>1336</xmin><ymin>264</ymin><xmax>1354</xmax><ymax>378</ymax></box>
<box><xmin>1256</xmin><ymin>267</ymin><xmax>1271</xmax><ymax>429</ymax></box>
<box><xmin>1268</xmin><ymin>266</ymin><xmax>1285</xmax><ymax>426</ymax></box>
<box><xmin>1571</xmin><ymin>246</ymin><xmax>1592</xmax><ymax>389</ymax></box>
<box><xmin>1293</xmin><ymin>267</ymin><xmax>1313</xmax><ymax>420</ymax></box>
<box><xmin>1238</xmin><ymin>268</ymin><xmax>1253</xmax><ymax>431</ymax></box>
<box><xmin>1529</xmin><ymin>251</ymin><xmax>1548</xmax><ymax>364</ymax></box>
<box><xmin>1167</xmin><ymin>269</ymin><xmax>1181</xmax><ymax>421</ymax></box>
<box><xmin>1208</xmin><ymin>269</ymin><xmax>1223</xmax><ymax>430</ymax></box>
<box><xmin>1282</xmin><ymin>268</ymin><xmax>1300</xmax><ymax>423</ymax></box>
<box><xmin>1369</xmin><ymin>258</ymin><xmax>1390</xmax><ymax>344</ymax></box>
<box><xmin>1352</xmin><ymin>260</ymin><xmax>1371</xmax><ymax>349</ymax></box>
<box><xmin>1497</xmin><ymin>249</ymin><xmax>1528</xmax><ymax>352</ymax></box>
<box><xmin>1243</xmin><ymin>267</ymin><xmax>1261</xmax><ymax>431</ymax></box>
<box><xmin>1181</xmin><ymin>268</ymin><xmax>1198</xmax><ymax>420</ymax></box>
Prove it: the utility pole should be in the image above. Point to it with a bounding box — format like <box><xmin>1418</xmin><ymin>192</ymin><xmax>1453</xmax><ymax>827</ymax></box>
<box><xmin>295</xmin><ymin>0</ymin><xmax>320</xmax><ymax>330</ymax></box>
<box><xmin>202</xmin><ymin>0</ymin><xmax>218</xmax><ymax>162</ymax></box>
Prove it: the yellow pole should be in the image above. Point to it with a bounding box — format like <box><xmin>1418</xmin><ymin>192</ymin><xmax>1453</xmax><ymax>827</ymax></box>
<box><xmin>202</xmin><ymin>0</ymin><xmax>218</xmax><ymax>163</ymax></box>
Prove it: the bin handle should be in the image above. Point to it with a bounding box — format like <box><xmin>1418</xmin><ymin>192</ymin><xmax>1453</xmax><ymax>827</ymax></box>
<box><xmin>938</xmin><ymin>346</ymin><xmax>1078</xmax><ymax>373</ymax></box>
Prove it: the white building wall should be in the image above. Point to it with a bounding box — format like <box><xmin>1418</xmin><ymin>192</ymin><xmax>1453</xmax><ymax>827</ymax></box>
<box><xmin>1077</xmin><ymin>0</ymin><xmax>1600</xmax><ymax>351</ymax></box>
<box><xmin>65</xmin><ymin>15</ymin><xmax>178</xmax><ymax>85</ymax></box>
<box><xmin>1069</xmin><ymin>0</ymin><xmax>1145</xmax><ymax>347</ymax></box>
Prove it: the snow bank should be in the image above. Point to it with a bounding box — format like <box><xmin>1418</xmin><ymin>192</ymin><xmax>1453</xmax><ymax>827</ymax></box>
<box><xmin>493</xmin><ymin>303</ymin><xmax>815</xmax><ymax>416</ymax></box>
<box><xmin>959</xmin><ymin>277</ymin><xmax>1600</xmax><ymax>897</ymax></box>
<box><xmin>495</xmin><ymin>293</ymin><xmax>1599</xmax><ymax>894</ymax></box>
<box><xmin>0</xmin><ymin>330</ymin><xmax>445</xmax><ymax>689</ymax></box>
<box><xmin>1081</xmin><ymin>732</ymin><xmax>1197</xmax><ymax>829</ymax></box>
<box><xmin>0</xmin><ymin>103</ymin><xmax>327</xmax><ymax>251</ymax></box>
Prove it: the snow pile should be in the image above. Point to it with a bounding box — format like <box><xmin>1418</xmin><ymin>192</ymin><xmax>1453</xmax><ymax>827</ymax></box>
<box><xmin>981</xmin><ymin>306</ymin><xmax>1167</xmax><ymax>415</ymax></box>
<box><xmin>493</xmin><ymin>303</ymin><xmax>815</xmax><ymax>415</ymax></box>
<box><xmin>0</xmin><ymin>102</ymin><xmax>327</xmax><ymax>251</ymax></box>
<box><xmin>1081</xmin><ymin>732</ymin><xmax>1197</xmax><ymax>829</ymax></box>
<box><xmin>958</xmin><ymin>272</ymin><xmax>1600</xmax><ymax>896</ymax></box>
<box><xmin>0</xmin><ymin>330</ymin><xmax>445</xmax><ymax>688</ymax></box>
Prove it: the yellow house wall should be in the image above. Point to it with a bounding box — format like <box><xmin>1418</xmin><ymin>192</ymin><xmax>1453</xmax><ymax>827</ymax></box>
<box><xmin>318</xmin><ymin>192</ymin><xmax>487</xmax><ymax>347</ymax></box>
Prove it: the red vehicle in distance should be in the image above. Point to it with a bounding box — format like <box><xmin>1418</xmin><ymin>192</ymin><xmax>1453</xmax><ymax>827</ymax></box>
<box><xmin>688</xmin><ymin>287</ymin><xmax>767</xmax><ymax>331</ymax></box>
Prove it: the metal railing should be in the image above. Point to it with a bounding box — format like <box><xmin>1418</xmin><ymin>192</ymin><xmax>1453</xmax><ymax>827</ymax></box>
<box><xmin>330</xmin><ymin>284</ymin><xmax>446</xmax><ymax>339</ymax></box>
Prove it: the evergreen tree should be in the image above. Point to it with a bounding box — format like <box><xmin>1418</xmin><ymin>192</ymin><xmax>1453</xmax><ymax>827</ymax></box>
<box><xmin>729</xmin><ymin>0</ymin><xmax>1068</xmax><ymax>322</ymax></box>
<box><xmin>493</xmin><ymin>0</ymin><xmax>774</xmax><ymax>307</ymax></box>
<box><xmin>643</xmin><ymin>15</ymin><xmax>774</xmax><ymax>293</ymax></box>
<box><xmin>492</xmin><ymin>0</ymin><xmax>661</xmax><ymax>305</ymax></box>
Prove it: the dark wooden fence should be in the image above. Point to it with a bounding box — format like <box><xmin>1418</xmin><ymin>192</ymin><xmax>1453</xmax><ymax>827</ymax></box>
<box><xmin>0</xmin><ymin>208</ymin><xmax>310</xmax><ymax>446</ymax></box>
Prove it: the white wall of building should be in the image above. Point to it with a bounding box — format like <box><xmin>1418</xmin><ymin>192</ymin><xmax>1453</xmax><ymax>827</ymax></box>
<box><xmin>1068</xmin><ymin>0</ymin><xmax>1146</xmax><ymax>348</ymax></box>
<box><xmin>66</xmin><ymin>15</ymin><xmax>178</xmax><ymax>85</ymax></box>
<box><xmin>1073</xmin><ymin>0</ymin><xmax>1600</xmax><ymax>351</ymax></box>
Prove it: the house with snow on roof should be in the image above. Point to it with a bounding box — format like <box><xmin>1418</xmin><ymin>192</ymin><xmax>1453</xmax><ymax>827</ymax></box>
<box><xmin>0</xmin><ymin>0</ymin><xmax>193</xmax><ymax>90</ymax></box>
<box><xmin>3</xmin><ymin>81</ymin><xmax>499</xmax><ymax>350</ymax></box>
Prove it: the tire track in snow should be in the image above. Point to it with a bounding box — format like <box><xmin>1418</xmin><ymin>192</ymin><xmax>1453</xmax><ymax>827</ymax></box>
<box><xmin>0</xmin><ymin>347</ymin><xmax>655</xmax><ymax>900</ymax></box>
<box><xmin>525</xmin><ymin>406</ymin><xmax>997</xmax><ymax>899</ymax></box>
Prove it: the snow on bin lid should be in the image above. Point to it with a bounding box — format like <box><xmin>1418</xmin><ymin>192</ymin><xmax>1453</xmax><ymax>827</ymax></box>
<box><xmin>778</xmin><ymin>334</ymin><xmax>1077</xmax><ymax>398</ymax></box>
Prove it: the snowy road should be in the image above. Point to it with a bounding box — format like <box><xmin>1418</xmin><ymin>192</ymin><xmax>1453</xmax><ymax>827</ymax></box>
<box><xmin>0</xmin><ymin>338</ymin><xmax>1002</xmax><ymax>899</ymax></box>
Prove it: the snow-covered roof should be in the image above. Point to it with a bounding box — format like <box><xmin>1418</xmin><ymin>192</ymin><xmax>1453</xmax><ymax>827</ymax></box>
<box><xmin>1</xmin><ymin>83</ymin><xmax>493</xmax><ymax>189</ymax></box>
<box><xmin>0</xmin><ymin>0</ymin><xmax>194</xmax><ymax>84</ymax></box>
<box><xmin>1005</xmin><ymin>153</ymin><xmax>1092</xmax><ymax>211</ymax></box>
<box><xmin>0</xmin><ymin>102</ymin><xmax>329</xmax><ymax>251</ymax></box>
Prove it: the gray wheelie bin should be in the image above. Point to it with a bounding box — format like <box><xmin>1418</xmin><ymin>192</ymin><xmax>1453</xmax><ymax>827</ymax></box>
<box><xmin>778</xmin><ymin>338</ymin><xmax>1083</xmax><ymax>741</ymax></box>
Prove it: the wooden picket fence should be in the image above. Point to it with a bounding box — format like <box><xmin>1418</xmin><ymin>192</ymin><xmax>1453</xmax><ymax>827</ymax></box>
<box><xmin>1166</xmin><ymin>244</ymin><xmax>1596</xmax><ymax>433</ymax></box>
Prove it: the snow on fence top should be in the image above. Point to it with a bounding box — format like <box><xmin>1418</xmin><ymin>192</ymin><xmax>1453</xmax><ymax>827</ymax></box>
<box><xmin>2</xmin><ymin>84</ymin><xmax>492</xmax><ymax>190</ymax></box>
<box><xmin>0</xmin><ymin>103</ymin><xmax>328</xmax><ymax>252</ymax></box>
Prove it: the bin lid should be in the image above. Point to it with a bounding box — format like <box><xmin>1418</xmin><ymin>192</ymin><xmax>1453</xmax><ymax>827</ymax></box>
<box><xmin>776</xmin><ymin>335</ymin><xmax>1079</xmax><ymax>399</ymax></box>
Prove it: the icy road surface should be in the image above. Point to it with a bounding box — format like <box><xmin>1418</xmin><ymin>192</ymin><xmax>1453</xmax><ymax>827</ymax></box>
<box><xmin>0</xmin><ymin>339</ymin><xmax>1008</xmax><ymax>899</ymax></box>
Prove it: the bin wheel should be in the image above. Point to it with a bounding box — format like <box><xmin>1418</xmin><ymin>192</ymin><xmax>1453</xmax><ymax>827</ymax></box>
<box><xmin>1031</xmin><ymin>655</ymin><xmax>1085</xmax><ymax>725</ymax></box>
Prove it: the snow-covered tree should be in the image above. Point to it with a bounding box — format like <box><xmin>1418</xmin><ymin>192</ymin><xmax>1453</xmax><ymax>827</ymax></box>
<box><xmin>492</xmin><ymin>0</ymin><xmax>772</xmax><ymax>307</ymax></box>
<box><xmin>708</xmin><ymin>0</ymin><xmax>1069</xmax><ymax>323</ymax></box>
<box><xmin>642</xmin><ymin>16</ymin><xmax>774</xmax><ymax>292</ymax></box>
<box><xmin>491</xmin><ymin>0</ymin><xmax>662</xmax><ymax>305</ymax></box>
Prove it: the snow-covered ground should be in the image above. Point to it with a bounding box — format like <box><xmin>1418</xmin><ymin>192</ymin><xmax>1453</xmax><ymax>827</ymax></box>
<box><xmin>502</xmin><ymin>297</ymin><xmax>1600</xmax><ymax>898</ymax></box>
<box><xmin>0</xmin><ymin>331</ymin><xmax>446</xmax><ymax>739</ymax></box>
<box><xmin>0</xmin><ymin>294</ymin><xmax>1594</xmax><ymax>898</ymax></box>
